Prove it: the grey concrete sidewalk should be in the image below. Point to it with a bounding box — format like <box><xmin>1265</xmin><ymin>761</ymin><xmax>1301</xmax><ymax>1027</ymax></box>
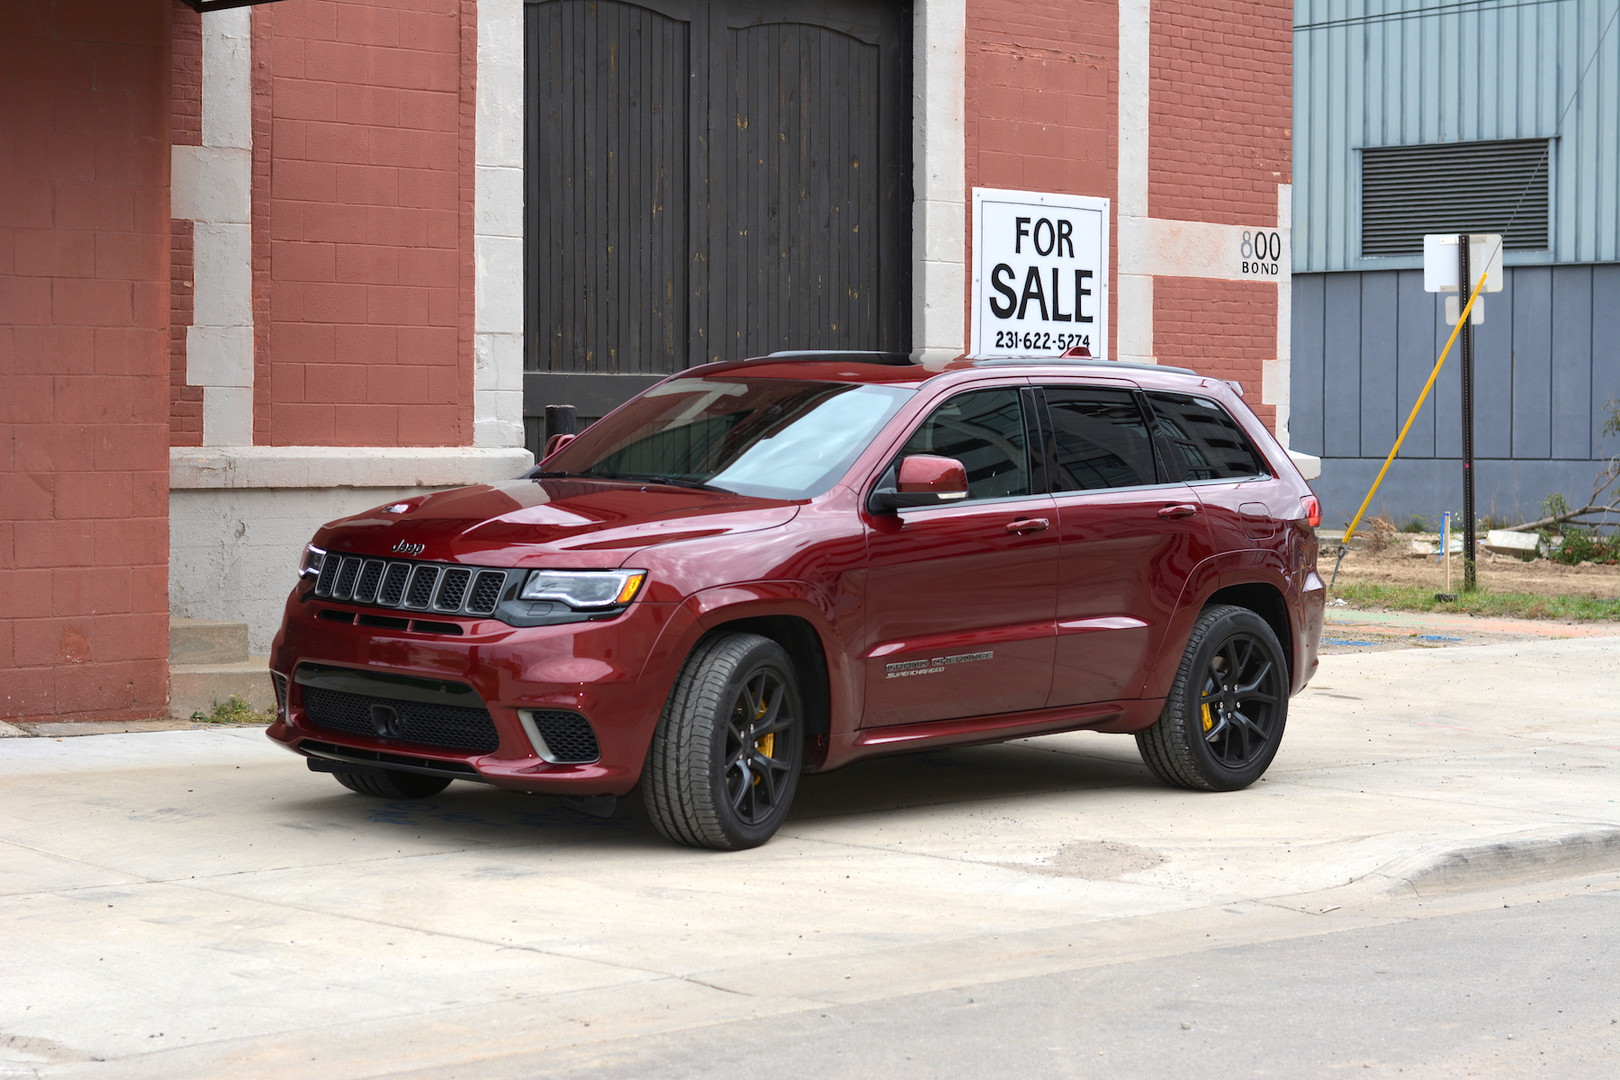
<box><xmin>2</xmin><ymin>635</ymin><xmax>1619</xmax><ymax>1079</ymax></box>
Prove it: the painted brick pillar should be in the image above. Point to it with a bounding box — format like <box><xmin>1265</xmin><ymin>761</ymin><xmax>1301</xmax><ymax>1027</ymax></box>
<box><xmin>0</xmin><ymin>1</ymin><xmax>173</xmax><ymax>723</ymax></box>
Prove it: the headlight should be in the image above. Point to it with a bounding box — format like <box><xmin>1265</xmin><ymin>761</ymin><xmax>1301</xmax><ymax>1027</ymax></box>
<box><xmin>299</xmin><ymin>544</ymin><xmax>327</xmax><ymax>579</ymax></box>
<box><xmin>520</xmin><ymin>569</ymin><xmax>646</xmax><ymax>609</ymax></box>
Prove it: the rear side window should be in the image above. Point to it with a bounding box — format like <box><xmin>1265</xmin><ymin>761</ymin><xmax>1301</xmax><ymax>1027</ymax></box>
<box><xmin>899</xmin><ymin>388</ymin><xmax>1030</xmax><ymax>501</ymax></box>
<box><xmin>1043</xmin><ymin>388</ymin><xmax>1158</xmax><ymax>491</ymax></box>
<box><xmin>1146</xmin><ymin>392</ymin><xmax>1268</xmax><ymax>481</ymax></box>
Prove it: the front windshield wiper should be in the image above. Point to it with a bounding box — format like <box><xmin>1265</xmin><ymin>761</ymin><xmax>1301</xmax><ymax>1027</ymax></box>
<box><xmin>595</xmin><ymin>472</ymin><xmax>733</xmax><ymax>494</ymax></box>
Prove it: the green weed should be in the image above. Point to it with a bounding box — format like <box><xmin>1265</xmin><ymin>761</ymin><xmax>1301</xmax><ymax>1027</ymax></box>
<box><xmin>190</xmin><ymin>695</ymin><xmax>274</xmax><ymax>725</ymax></box>
<box><xmin>1332</xmin><ymin>581</ymin><xmax>1620</xmax><ymax>621</ymax></box>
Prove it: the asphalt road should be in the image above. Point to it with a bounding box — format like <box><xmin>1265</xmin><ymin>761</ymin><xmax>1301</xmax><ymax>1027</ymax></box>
<box><xmin>3</xmin><ymin>623</ymin><xmax>1618</xmax><ymax>1079</ymax></box>
<box><xmin>423</xmin><ymin>877</ymin><xmax>1620</xmax><ymax>1080</ymax></box>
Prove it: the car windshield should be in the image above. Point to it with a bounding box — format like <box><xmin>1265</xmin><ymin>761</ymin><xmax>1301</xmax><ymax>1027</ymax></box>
<box><xmin>540</xmin><ymin>377</ymin><xmax>915</xmax><ymax>499</ymax></box>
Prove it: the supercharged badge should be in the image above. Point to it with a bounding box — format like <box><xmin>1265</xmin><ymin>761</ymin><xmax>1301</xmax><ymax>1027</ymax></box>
<box><xmin>885</xmin><ymin>651</ymin><xmax>995</xmax><ymax>679</ymax></box>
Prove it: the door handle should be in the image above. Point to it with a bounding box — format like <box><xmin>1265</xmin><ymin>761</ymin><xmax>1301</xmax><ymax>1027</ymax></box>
<box><xmin>1005</xmin><ymin>517</ymin><xmax>1050</xmax><ymax>534</ymax></box>
<box><xmin>1157</xmin><ymin>503</ymin><xmax>1199</xmax><ymax>519</ymax></box>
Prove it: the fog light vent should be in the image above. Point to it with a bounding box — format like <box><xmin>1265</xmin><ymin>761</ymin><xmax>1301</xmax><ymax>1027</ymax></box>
<box><xmin>522</xmin><ymin>711</ymin><xmax>601</xmax><ymax>764</ymax></box>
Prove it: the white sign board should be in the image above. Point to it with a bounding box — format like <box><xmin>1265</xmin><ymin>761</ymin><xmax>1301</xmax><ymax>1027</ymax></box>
<box><xmin>972</xmin><ymin>188</ymin><xmax>1108</xmax><ymax>359</ymax></box>
<box><xmin>1423</xmin><ymin>234</ymin><xmax>1505</xmax><ymax>293</ymax></box>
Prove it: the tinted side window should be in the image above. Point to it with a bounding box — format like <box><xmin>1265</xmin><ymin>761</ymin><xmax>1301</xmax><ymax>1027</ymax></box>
<box><xmin>900</xmin><ymin>388</ymin><xmax>1030</xmax><ymax>500</ymax></box>
<box><xmin>1043</xmin><ymin>388</ymin><xmax>1158</xmax><ymax>491</ymax></box>
<box><xmin>1146</xmin><ymin>392</ymin><xmax>1268</xmax><ymax>481</ymax></box>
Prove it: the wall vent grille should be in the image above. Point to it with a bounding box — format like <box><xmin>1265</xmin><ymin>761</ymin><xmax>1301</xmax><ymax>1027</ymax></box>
<box><xmin>1361</xmin><ymin>139</ymin><xmax>1551</xmax><ymax>256</ymax></box>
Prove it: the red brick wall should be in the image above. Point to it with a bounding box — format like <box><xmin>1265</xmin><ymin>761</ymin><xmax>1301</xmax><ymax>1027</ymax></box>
<box><xmin>965</xmin><ymin>0</ymin><xmax>1119</xmax><ymax>352</ymax></box>
<box><xmin>0</xmin><ymin>1</ymin><xmax>172</xmax><ymax>723</ymax></box>
<box><xmin>1153</xmin><ymin>277</ymin><xmax>1277</xmax><ymax>433</ymax></box>
<box><xmin>1148</xmin><ymin>0</ymin><xmax>1291</xmax><ymax>225</ymax></box>
<box><xmin>254</xmin><ymin>0</ymin><xmax>475</xmax><ymax>447</ymax></box>
<box><xmin>169</xmin><ymin>1</ymin><xmax>202</xmax><ymax>446</ymax></box>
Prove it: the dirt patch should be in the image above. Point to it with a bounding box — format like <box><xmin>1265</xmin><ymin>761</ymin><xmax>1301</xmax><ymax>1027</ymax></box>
<box><xmin>1322</xmin><ymin>535</ymin><xmax>1620</xmax><ymax>600</ymax></box>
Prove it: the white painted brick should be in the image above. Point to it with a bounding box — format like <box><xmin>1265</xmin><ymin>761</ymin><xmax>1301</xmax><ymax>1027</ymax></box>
<box><xmin>202</xmin><ymin>8</ymin><xmax>252</xmax><ymax>151</ymax></box>
<box><xmin>170</xmin><ymin>146</ymin><xmax>251</xmax><ymax>224</ymax></box>
<box><xmin>192</xmin><ymin>222</ymin><xmax>253</xmax><ymax>328</ymax></box>
<box><xmin>475</xmin><ymin>235</ymin><xmax>525</xmax><ymax>335</ymax></box>
<box><xmin>202</xmin><ymin>387</ymin><xmax>254</xmax><ymax>447</ymax></box>
<box><xmin>475</xmin><ymin>165</ymin><xmax>524</xmax><ymax>239</ymax></box>
<box><xmin>186</xmin><ymin>325</ymin><xmax>254</xmax><ymax>388</ymax></box>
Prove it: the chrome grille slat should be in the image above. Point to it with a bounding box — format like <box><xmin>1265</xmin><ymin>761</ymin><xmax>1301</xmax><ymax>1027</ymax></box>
<box><xmin>467</xmin><ymin>571</ymin><xmax>505</xmax><ymax>614</ymax></box>
<box><xmin>435</xmin><ymin>568</ymin><xmax>473</xmax><ymax>611</ymax></box>
<box><xmin>315</xmin><ymin>557</ymin><xmax>340</xmax><ymax>596</ymax></box>
<box><xmin>353</xmin><ymin>560</ymin><xmax>386</xmax><ymax>604</ymax></box>
<box><xmin>379</xmin><ymin>563</ymin><xmax>411</xmax><ymax>606</ymax></box>
<box><xmin>333</xmin><ymin>556</ymin><xmax>363</xmax><ymax>600</ymax></box>
<box><xmin>405</xmin><ymin>565</ymin><xmax>441</xmax><ymax>609</ymax></box>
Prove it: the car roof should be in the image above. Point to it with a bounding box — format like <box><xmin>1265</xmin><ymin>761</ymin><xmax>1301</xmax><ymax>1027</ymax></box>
<box><xmin>681</xmin><ymin>350</ymin><xmax>1224</xmax><ymax>394</ymax></box>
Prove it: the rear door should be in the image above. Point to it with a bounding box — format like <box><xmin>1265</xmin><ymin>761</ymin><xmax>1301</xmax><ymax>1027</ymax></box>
<box><xmin>1143</xmin><ymin>390</ymin><xmax>1278</xmax><ymax>551</ymax></box>
<box><xmin>1041</xmin><ymin>384</ymin><xmax>1215</xmax><ymax>706</ymax></box>
<box><xmin>860</xmin><ymin>386</ymin><xmax>1059</xmax><ymax>727</ymax></box>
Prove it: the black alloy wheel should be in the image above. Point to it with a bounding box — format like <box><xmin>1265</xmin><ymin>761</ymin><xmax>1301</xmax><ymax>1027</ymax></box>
<box><xmin>644</xmin><ymin>632</ymin><xmax>805</xmax><ymax>850</ymax></box>
<box><xmin>721</xmin><ymin>665</ymin><xmax>797</xmax><ymax>828</ymax></box>
<box><xmin>1136</xmin><ymin>604</ymin><xmax>1289</xmax><ymax>791</ymax></box>
<box><xmin>1199</xmin><ymin>632</ymin><xmax>1284</xmax><ymax>770</ymax></box>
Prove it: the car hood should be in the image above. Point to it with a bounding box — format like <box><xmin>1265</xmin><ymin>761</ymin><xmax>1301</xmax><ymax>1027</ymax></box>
<box><xmin>312</xmin><ymin>477</ymin><xmax>801</xmax><ymax>568</ymax></box>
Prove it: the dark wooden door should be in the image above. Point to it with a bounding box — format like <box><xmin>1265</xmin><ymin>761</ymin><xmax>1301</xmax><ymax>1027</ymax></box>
<box><xmin>524</xmin><ymin>0</ymin><xmax>912</xmax><ymax>434</ymax></box>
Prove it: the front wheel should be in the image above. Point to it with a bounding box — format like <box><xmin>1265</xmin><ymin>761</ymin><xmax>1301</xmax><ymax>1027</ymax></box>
<box><xmin>643</xmin><ymin>633</ymin><xmax>804</xmax><ymax>850</ymax></box>
<box><xmin>1136</xmin><ymin>605</ymin><xmax>1289</xmax><ymax>791</ymax></box>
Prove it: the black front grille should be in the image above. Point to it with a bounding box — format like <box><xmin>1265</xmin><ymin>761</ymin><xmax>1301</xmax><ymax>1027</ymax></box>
<box><xmin>530</xmin><ymin>711</ymin><xmax>601</xmax><ymax>763</ymax></box>
<box><xmin>312</xmin><ymin>554</ymin><xmax>517</xmax><ymax>620</ymax></box>
<box><xmin>302</xmin><ymin>685</ymin><xmax>500</xmax><ymax>753</ymax></box>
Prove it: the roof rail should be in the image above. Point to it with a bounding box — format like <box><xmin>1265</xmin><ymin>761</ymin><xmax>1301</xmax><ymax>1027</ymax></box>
<box><xmin>758</xmin><ymin>350</ymin><xmax>918</xmax><ymax>366</ymax></box>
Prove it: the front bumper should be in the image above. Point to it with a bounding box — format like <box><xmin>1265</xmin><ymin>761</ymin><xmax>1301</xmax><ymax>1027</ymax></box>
<box><xmin>266</xmin><ymin>591</ymin><xmax>679</xmax><ymax>797</ymax></box>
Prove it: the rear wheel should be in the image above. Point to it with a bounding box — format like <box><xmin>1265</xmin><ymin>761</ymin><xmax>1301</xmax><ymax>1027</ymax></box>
<box><xmin>643</xmin><ymin>632</ymin><xmax>804</xmax><ymax>850</ymax></box>
<box><xmin>332</xmin><ymin>769</ymin><xmax>452</xmax><ymax>799</ymax></box>
<box><xmin>1136</xmin><ymin>604</ymin><xmax>1288</xmax><ymax>791</ymax></box>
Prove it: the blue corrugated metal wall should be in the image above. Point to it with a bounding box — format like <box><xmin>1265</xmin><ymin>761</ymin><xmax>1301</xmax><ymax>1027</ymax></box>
<box><xmin>1293</xmin><ymin>0</ymin><xmax>1620</xmax><ymax>526</ymax></box>
<box><xmin>1292</xmin><ymin>265</ymin><xmax>1620</xmax><ymax>525</ymax></box>
<box><xmin>1295</xmin><ymin>0</ymin><xmax>1620</xmax><ymax>272</ymax></box>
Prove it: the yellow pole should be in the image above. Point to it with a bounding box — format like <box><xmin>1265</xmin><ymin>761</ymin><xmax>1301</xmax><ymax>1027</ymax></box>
<box><xmin>1340</xmin><ymin>269</ymin><xmax>1490</xmax><ymax>547</ymax></box>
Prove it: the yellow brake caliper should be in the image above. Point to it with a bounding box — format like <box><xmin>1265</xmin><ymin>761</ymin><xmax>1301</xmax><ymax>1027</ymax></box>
<box><xmin>753</xmin><ymin>697</ymin><xmax>773</xmax><ymax>784</ymax></box>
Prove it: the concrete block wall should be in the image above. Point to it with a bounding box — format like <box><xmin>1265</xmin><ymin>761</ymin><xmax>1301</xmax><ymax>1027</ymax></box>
<box><xmin>250</xmin><ymin>0</ymin><xmax>475</xmax><ymax>448</ymax></box>
<box><xmin>0</xmin><ymin>1</ymin><xmax>174</xmax><ymax>723</ymax></box>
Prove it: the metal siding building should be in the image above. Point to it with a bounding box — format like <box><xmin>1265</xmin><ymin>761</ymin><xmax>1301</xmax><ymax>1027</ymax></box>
<box><xmin>1292</xmin><ymin>0</ymin><xmax>1620</xmax><ymax>527</ymax></box>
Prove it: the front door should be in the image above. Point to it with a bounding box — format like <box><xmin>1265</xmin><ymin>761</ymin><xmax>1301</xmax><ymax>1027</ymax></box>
<box><xmin>861</xmin><ymin>387</ymin><xmax>1058</xmax><ymax>727</ymax></box>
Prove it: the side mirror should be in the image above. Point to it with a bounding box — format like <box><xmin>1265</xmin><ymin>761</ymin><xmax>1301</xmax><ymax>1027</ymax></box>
<box><xmin>542</xmin><ymin>432</ymin><xmax>578</xmax><ymax>460</ymax></box>
<box><xmin>868</xmin><ymin>454</ymin><xmax>970</xmax><ymax>513</ymax></box>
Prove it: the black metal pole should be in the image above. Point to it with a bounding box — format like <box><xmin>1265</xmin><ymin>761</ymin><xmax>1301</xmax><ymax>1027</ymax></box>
<box><xmin>544</xmin><ymin>404</ymin><xmax>578</xmax><ymax>440</ymax></box>
<box><xmin>1459</xmin><ymin>235</ymin><xmax>1477</xmax><ymax>591</ymax></box>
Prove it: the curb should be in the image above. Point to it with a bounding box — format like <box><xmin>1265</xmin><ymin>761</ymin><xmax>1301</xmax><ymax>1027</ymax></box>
<box><xmin>1373</xmin><ymin>826</ymin><xmax>1620</xmax><ymax>896</ymax></box>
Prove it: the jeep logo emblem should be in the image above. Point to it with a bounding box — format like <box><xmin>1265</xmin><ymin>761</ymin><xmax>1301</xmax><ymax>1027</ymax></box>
<box><xmin>391</xmin><ymin>540</ymin><xmax>425</xmax><ymax>556</ymax></box>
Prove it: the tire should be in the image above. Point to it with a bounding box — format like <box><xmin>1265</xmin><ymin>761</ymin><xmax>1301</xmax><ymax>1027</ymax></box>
<box><xmin>643</xmin><ymin>632</ymin><xmax>805</xmax><ymax>850</ymax></box>
<box><xmin>1136</xmin><ymin>604</ymin><xmax>1289</xmax><ymax>792</ymax></box>
<box><xmin>332</xmin><ymin>769</ymin><xmax>452</xmax><ymax>799</ymax></box>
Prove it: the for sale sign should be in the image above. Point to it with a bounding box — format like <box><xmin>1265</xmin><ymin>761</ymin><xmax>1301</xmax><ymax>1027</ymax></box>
<box><xmin>971</xmin><ymin>188</ymin><xmax>1109</xmax><ymax>359</ymax></box>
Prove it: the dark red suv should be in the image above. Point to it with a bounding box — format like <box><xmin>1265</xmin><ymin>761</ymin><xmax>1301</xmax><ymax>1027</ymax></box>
<box><xmin>268</xmin><ymin>352</ymin><xmax>1324</xmax><ymax>848</ymax></box>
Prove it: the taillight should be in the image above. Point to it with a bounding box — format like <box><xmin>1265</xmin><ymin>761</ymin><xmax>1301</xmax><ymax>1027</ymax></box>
<box><xmin>1301</xmin><ymin>494</ymin><xmax>1322</xmax><ymax>528</ymax></box>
